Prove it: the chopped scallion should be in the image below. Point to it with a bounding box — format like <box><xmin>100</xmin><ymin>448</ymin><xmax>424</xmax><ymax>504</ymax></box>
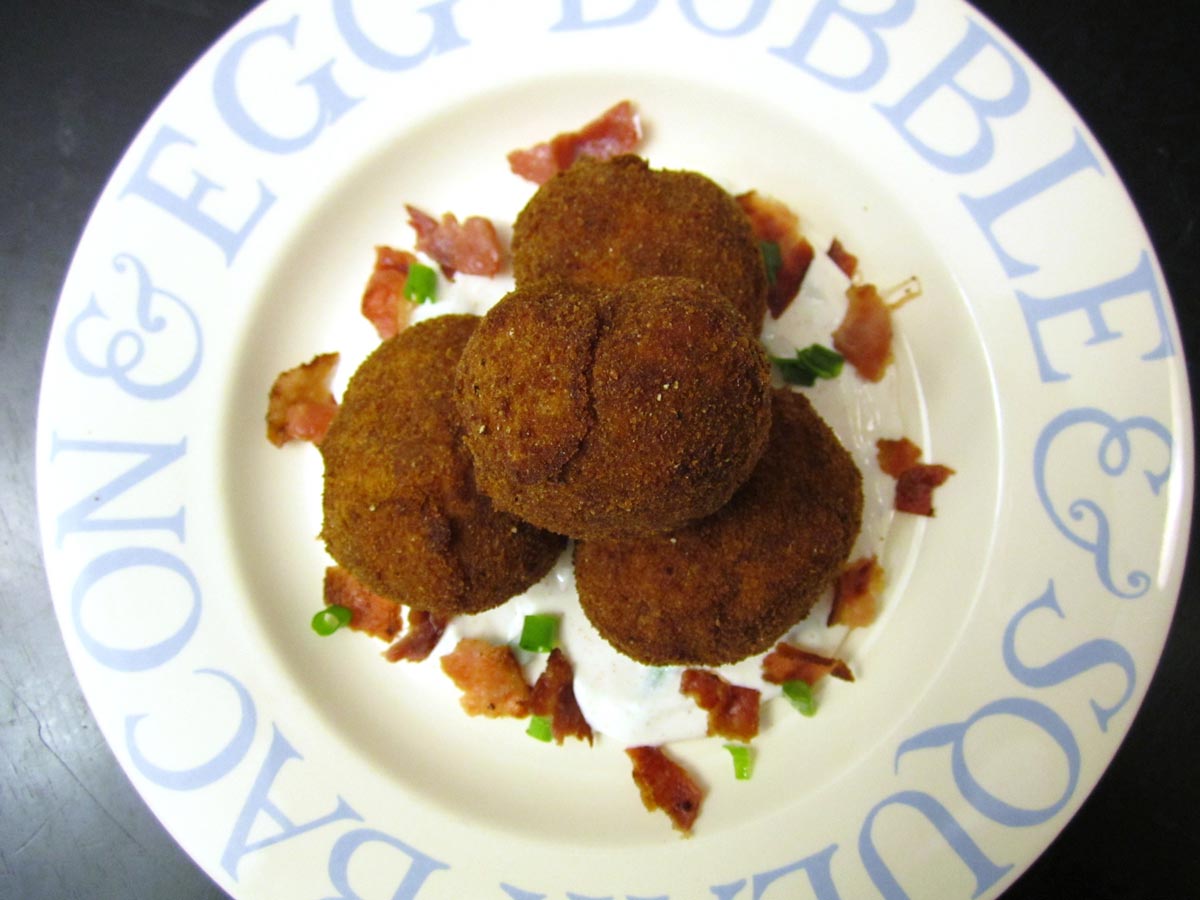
<box><xmin>518</xmin><ymin>613</ymin><xmax>558</xmax><ymax>653</ymax></box>
<box><xmin>527</xmin><ymin>715</ymin><xmax>553</xmax><ymax>742</ymax></box>
<box><xmin>724</xmin><ymin>743</ymin><xmax>755</xmax><ymax>780</ymax></box>
<box><xmin>781</xmin><ymin>680</ymin><xmax>818</xmax><ymax>717</ymax></box>
<box><xmin>403</xmin><ymin>262</ymin><xmax>438</xmax><ymax>304</ymax></box>
<box><xmin>311</xmin><ymin>604</ymin><xmax>352</xmax><ymax>636</ymax></box>
<box><xmin>760</xmin><ymin>240</ymin><xmax>782</xmax><ymax>286</ymax></box>
<box><xmin>770</xmin><ymin>344</ymin><xmax>844</xmax><ymax>387</ymax></box>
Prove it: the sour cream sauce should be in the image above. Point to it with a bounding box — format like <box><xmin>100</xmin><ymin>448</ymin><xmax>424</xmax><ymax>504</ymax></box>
<box><xmin>409</xmin><ymin>236</ymin><xmax>903</xmax><ymax>748</ymax></box>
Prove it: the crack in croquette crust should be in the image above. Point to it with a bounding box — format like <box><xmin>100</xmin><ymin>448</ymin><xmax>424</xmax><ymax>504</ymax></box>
<box><xmin>454</xmin><ymin>277</ymin><xmax>773</xmax><ymax>540</ymax></box>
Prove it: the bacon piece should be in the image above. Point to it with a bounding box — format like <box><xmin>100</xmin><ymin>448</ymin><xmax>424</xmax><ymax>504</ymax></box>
<box><xmin>680</xmin><ymin>670</ymin><xmax>760</xmax><ymax>742</ymax></box>
<box><xmin>627</xmin><ymin>746</ymin><xmax>704</xmax><ymax>835</ymax></box>
<box><xmin>828</xmin><ymin>556</ymin><xmax>885</xmax><ymax>628</ymax></box>
<box><xmin>507</xmin><ymin>100</ymin><xmax>643</xmax><ymax>185</ymax></box>
<box><xmin>833</xmin><ymin>282</ymin><xmax>893</xmax><ymax>382</ymax></box>
<box><xmin>440</xmin><ymin>638</ymin><xmax>530</xmax><ymax>718</ymax></box>
<box><xmin>384</xmin><ymin>609</ymin><xmax>451</xmax><ymax>663</ymax></box>
<box><xmin>735</xmin><ymin>191</ymin><xmax>814</xmax><ymax>319</ymax></box>
<box><xmin>762</xmin><ymin>642</ymin><xmax>855</xmax><ymax>687</ymax></box>
<box><xmin>827</xmin><ymin>237</ymin><xmax>859</xmax><ymax>278</ymax></box>
<box><xmin>361</xmin><ymin>245</ymin><xmax>417</xmax><ymax>339</ymax></box>
<box><xmin>266</xmin><ymin>352</ymin><xmax>339</xmax><ymax>447</ymax></box>
<box><xmin>405</xmin><ymin>205</ymin><xmax>503</xmax><ymax>280</ymax></box>
<box><xmin>322</xmin><ymin>566</ymin><xmax>401</xmax><ymax>640</ymax></box>
<box><xmin>876</xmin><ymin>436</ymin><xmax>923</xmax><ymax>477</ymax></box>
<box><xmin>530</xmin><ymin>649</ymin><xmax>593</xmax><ymax>745</ymax></box>
<box><xmin>875</xmin><ymin>437</ymin><xmax>956</xmax><ymax>516</ymax></box>
<box><xmin>896</xmin><ymin>464</ymin><xmax>956</xmax><ymax>516</ymax></box>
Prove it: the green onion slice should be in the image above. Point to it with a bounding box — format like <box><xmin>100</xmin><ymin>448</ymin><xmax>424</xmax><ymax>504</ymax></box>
<box><xmin>781</xmin><ymin>680</ymin><xmax>818</xmax><ymax>717</ymax></box>
<box><xmin>760</xmin><ymin>240</ymin><xmax>783</xmax><ymax>286</ymax></box>
<box><xmin>519</xmin><ymin>613</ymin><xmax>558</xmax><ymax>653</ymax></box>
<box><xmin>527</xmin><ymin>715</ymin><xmax>554</xmax><ymax>742</ymax></box>
<box><xmin>311</xmin><ymin>604</ymin><xmax>352</xmax><ymax>636</ymax></box>
<box><xmin>770</xmin><ymin>344</ymin><xmax>845</xmax><ymax>387</ymax></box>
<box><xmin>724</xmin><ymin>743</ymin><xmax>755</xmax><ymax>780</ymax></box>
<box><xmin>403</xmin><ymin>262</ymin><xmax>438</xmax><ymax>304</ymax></box>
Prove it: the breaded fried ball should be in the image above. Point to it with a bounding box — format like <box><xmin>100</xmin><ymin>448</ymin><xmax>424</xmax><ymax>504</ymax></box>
<box><xmin>320</xmin><ymin>315</ymin><xmax>566</xmax><ymax>615</ymax></box>
<box><xmin>574</xmin><ymin>389</ymin><xmax>862</xmax><ymax>666</ymax></box>
<box><xmin>512</xmin><ymin>155</ymin><xmax>768</xmax><ymax>332</ymax></box>
<box><xmin>454</xmin><ymin>277</ymin><xmax>773</xmax><ymax>539</ymax></box>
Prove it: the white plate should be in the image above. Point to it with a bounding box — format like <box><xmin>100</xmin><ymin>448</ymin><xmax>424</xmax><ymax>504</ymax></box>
<box><xmin>36</xmin><ymin>1</ymin><xmax>1192</xmax><ymax>897</ymax></box>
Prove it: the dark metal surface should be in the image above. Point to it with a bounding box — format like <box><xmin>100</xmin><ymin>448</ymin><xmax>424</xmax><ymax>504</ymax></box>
<box><xmin>1</xmin><ymin>2</ymin><xmax>1195</xmax><ymax>898</ymax></box>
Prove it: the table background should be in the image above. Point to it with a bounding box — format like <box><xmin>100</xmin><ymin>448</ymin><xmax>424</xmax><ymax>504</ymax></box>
<box><xmin>2</xmin><ymin>1</ymin><xmax>1196</xmax><ymax>897</ymax></box>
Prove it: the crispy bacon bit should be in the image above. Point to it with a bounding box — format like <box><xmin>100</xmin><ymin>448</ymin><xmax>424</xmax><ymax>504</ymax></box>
<box><xmin>762</xmin><ymin>642</ymin><xmax>855</xmax><ymax>687</ymax></box>
<box><xmin>627</xmin><ymin>746</ymin><xmax>704</xmax><ymax>835</ymax></box>
<box><xmin>828</xmin><ymin>556</ymin><xmax>885</xmax><ymax>628</ymax></box>
<box><xmin>440</xmin><ymin>638</ymin><xmax>531</xmax><ymax>718</ymax></box>
<box><xmin>266</xmin><ymin>352</ymin><xmax>339</xmax><ymax>447</ymax></box>
<box><xmin>876</xmin><ymin>436</ymin><xmax>924</xmax><ymax>477</ymax></box>
<box><xmin>875</xmin><ymin>437</ymin><xmax>956</xmax><ymax>516</ymax></box>
<box><xmin>384</xmin><ymin>609</ymin><xmax>451</xmax><ymax>663</ymax></box>
<box><xmin>530</xmin><ymin>649</ymin><xmax>593</xmax><ymax>745</ymax></box>
<box><xmin>507</xmin><ymin>100</ymin><xmax>643</xmax><ymax>185</ymax></box>
<box><xmin>322</xmin><ymin>566</ymin><xmax>401</xmax><ymax>640</ymax></box>
<box><xmin>405</xmin><ymin>205</ymin><xmax>503</xmax><ymax>280</ymax></box>
<box><xmin>361</xmin><ymin>245</ymin><xmax>417</xmax><ymax>339</ymax></box>
<box><xmin>827</xmin><ymin>237</ymin><xmax>859</xmax><ymax>278</ymax></box>
<box><xmin>896</xmin><ymin>463</ymin><xmax>956</xmax><ymax>516</ymax></box>
<box><xmin>833</xmin><ymin>282</ymin><xmax>893</xmax><ymax>382</ymax></box>
<box><xmin>735</xmin><ymin>190</ymin><xmax>815</xmax><ymax>319</ymax></box>
<box><xmin>680</xmin><ymin>670</ymin><xmax>760</xmax><ymax>742</ymax></box>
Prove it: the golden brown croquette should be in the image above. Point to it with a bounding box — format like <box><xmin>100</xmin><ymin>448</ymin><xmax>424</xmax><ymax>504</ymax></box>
<box><xmin>454</xmin><ymin>277</ymin><xmax>773</xmax><ymax>539</ymax></box>
<box><xmin>511</xmin><ymin>155</ymin><xmax>769</xmax><ymax>332</ymax></box>
<box><xmin>574</xmin><ymin>389</ymin><xmax>862</xmax><ymax>666</ymax></box>
<box><xmin>320</xmin><ymin>315</ymin><xmax>566</xmax><ymax>615</ymax></box>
